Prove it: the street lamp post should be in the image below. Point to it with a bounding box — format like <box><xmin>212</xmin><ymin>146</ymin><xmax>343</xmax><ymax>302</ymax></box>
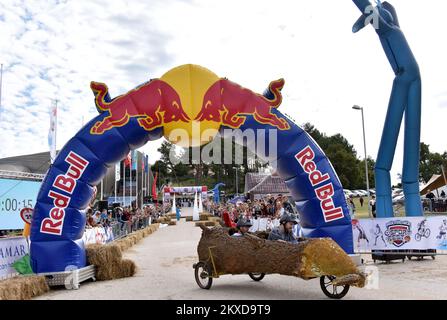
<box><xmin>353</xmin><ymin>105</ymin><xmax>371</xmax><ymax>218</ymax></box>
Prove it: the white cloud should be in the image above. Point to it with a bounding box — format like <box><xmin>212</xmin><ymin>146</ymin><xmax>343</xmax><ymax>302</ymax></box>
<box><xmin>0</xmin><ymin>0</ymin><xmax>446</xmax><ymax>186</ymax></box>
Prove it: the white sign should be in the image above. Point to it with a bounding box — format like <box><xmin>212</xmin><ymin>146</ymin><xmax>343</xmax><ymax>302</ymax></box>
<box><xmin>20</xmin><ymin>207</ymin><xmax>33</xmax><ymax>224</ymax></box>
<box><xmin>352</xmin><ymin>216</ymin><xmax>447</xmax><ymax>251</ymax></box>
<box><xmin>0</xmin><ymin>237</ymin><xmax>29</xmax><ymax>279</ymax></box>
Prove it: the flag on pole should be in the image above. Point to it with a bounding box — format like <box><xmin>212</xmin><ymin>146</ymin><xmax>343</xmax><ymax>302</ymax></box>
<box><xmin>48</xmin><ymin>101</ymin><xmax>57</xmax><ymax>163</ymax></box>
<box><xmin>115</xmin><ymin>162</ymin><xmax>121</xmax><ymax>181</ymax></box>
<box><xmin>131</xmin><ymin>150</ymin><xmax>138</xmax><ymax>170</ymax></box>
<box><xmin>152</xmin><ymin>172</ymin><xmax>158</xmax><ymax>200</ymax></box>
<box><xmin>144</xmin><ymin>155</ymin><xmax>149</xmax><ymax>173</ymax></box>
<box><xmin>124</xmin><ymin>152</ymin><xmax>131</xmax><ymax>167</ymax></box>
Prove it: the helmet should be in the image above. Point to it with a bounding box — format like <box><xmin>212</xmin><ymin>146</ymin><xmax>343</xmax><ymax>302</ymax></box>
<box><xmin>280</xmin><ymin>213</ymin><xmax>299</xmax><ymax>225</ymax></box>
<box><xmin>236</xmin><ymin>218</ymin><xmax>253</xmax><ymax>229</ymax></box>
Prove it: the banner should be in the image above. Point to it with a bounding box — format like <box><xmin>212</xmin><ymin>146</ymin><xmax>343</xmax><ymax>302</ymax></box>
<box><xmin>0</xmin><ymin>237</ymin><xmax>29</xmax><ymax>279</ymax></box>
<box><xmin>352</xmin><ymin>216</ymin><xmax>447</xmax><ymax>251</ymax></box>
<box><xmin>82</xmin><ymin>226</ymin><xmax>114</xmax><ymax>245</ymax></box>
<box><xmin>0</xmin><ymin>178</ymin><xmax>41</xmax><ymax>230</ymax></box>
<box><xmin>115</xmin><ymin>162</ymin><xmax>120</xmax><ymax>181</ymax></box>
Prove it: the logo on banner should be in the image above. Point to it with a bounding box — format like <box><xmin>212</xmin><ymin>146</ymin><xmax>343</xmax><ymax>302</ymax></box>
<box><xmin>384</xmin><ymin>220</ymin><xmax>412</xmax><ymax>247</ymax></box>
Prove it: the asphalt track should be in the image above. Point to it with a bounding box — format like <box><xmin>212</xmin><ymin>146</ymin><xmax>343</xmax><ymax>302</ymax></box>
<box><xmin>36</xmin><ymin>208</ymin><xmax>447</xmax><ymax>300</ymax></box>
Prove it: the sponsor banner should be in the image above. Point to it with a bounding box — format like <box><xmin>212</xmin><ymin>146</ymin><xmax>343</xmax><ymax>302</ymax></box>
<box><xmin>82</xmin><ymin>226</ymin><xmax>114</xmax><ymax>245</ymax></box>
<box><xmin>0</xmin><ymin>237</ymin><xmax>29</xmax><ymax>279</ymax></box>
<box><xmin>352</xmin><ymin>216</ymin><xmax>447</xmax><ymax>251</ymax></box>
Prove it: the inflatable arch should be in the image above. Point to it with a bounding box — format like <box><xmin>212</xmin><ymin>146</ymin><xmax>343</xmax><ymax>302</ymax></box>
<box><xmin>30</xmin><ymin>64</ymin><xmax>354</xmax><ymax>273</ymax></box>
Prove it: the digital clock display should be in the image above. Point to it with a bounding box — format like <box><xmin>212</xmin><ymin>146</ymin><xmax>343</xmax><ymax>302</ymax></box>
<box><xmin>0</xmin><ymin>178</ymin><xmax>41</xmax><ymax>230</ymax></box>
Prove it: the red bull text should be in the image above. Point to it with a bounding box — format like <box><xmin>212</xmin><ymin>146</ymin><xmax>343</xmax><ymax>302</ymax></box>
<box><xmin>295</xmin><ymin>146</ymin><xmax>344</xmax><ymax>223</ymax></box>
<box><xmin>40</xmin><ymin>152</ymin><xmax>89</xmax><ymax>235</ymax></box>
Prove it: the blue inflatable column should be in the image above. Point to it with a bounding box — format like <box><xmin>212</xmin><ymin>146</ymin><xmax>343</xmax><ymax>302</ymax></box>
<box><xmin>352</xmin><ymin>0</ymin><xmax>423</xmax><ymax>217</ymax></box>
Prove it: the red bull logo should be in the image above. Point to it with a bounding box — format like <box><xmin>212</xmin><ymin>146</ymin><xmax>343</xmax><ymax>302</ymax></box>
<box><xmin>89</xmin><ymin>64</ymin><xmax>290</xmax><ymax>146</ymax></box>
<box><xmin>295</xmin><ymin>145</ymin><xmax>344</xmax><ymax>223</ymax></box>
<box><xmin>195</xmin><ymin>78</ymin><xmax>290</xmax><ymax>130</ymax></box>
<box><xmin>90</xmin><ymin>79</ymin><xmax>190</xmax><ymax>135</ymax></box>
<box><xmin>40</xmin><ymin>151</ymin><xmax>89</xmax><ymax>235</ymax></box>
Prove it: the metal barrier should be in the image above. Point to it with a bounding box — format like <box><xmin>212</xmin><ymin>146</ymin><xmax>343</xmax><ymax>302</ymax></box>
<box><xmin>110</xmin><ymin>216</ymin><xmax>152</xmax><ymax>241</ymax></box>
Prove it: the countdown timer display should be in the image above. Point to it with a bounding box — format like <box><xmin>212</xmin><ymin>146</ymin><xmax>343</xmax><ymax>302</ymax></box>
<box><xmin>0</xmin><ymin>178</ymin><xmax>41</xmax><ymax>230</ymax></box>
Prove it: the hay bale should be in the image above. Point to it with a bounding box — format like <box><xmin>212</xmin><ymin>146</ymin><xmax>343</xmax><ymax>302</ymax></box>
<box><xmin>86</xmin><ymin>243</ymin><xmax>137</xmax><ymax>281</ymax></box>
<box><xmin>86</xmin><ymin>244</ymin><xmax>122</xmax><ymax>266</ymax></box>
<box><xmin>95</xmin><ymin>259</ymin><xmax>137</xmax><ymax>281</ymax></box>
<box><xmin>120</xmin><ymin>259</ymin><xmax>137</xmax><ymax>277</ymax></box>
<box><xmin>168</xmin><ymin>221</ymin><xmax>176</xmax><ymax>226</ymax></box>
<box><xmin>195</xmin><ymin>222</ymin><xmax>206</xmax><ymax>227</ymax></box>
<box><xmin>151</xmin><ymin>223</ymin><xmax>160</xmax><ymax>230</ymax></box>
<box><xmin>185</xmin><ymin>216</ymin><xmax>193</xmax><ymax>222</ymax></box>
<box><xmin>142</xmin><ymin>227</ymin><xmax>152</xmax><ymax>237</ymax></box>
<box><xmin>199</xmin><ymin>214</ymin><xmax>210</xmax><ymax>221</ymax></box>
<box><xmin>115</xmin><ymin>238</ymin><xmax>133</xmax><ymax>251</ymax></box>
<box><xmin>205</xmin><ymin>221</ymin><xmax>217</xmax><ymax>227</ymax></box>
<box><xmin>0</xmin><ymin>276</ymin><xmax>49</xmax><ymax>300</ymax></box>
<box><xmin>156</xmin><ymin>216</ymin><xmax>171</xmax><ymax>224</ymax></box>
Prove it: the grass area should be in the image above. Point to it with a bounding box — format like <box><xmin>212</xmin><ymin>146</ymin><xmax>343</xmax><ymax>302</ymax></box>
<box><xmin>351</xmin><ymin>197</ymin><xmax>406</xmax><ymax>219</ymax></box>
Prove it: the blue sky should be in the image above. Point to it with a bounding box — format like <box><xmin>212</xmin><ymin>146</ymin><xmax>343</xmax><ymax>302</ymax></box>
<box><xmin>0</xmin><ymin>0</ymin><xmax>446</xmax><ymax>184</ymax></box>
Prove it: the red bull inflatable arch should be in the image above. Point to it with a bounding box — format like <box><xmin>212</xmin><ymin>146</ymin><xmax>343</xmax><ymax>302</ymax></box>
<box><xmin>30</xmin><ymin>64</ymin><xmax>354</xmax><ymax>273</ymax></box>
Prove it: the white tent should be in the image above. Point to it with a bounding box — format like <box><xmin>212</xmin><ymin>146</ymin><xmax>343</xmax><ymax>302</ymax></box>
<box><xmin>193</xmin><ymin>192</ymin><xmax>200</xmax><ymax>221</ymax></box>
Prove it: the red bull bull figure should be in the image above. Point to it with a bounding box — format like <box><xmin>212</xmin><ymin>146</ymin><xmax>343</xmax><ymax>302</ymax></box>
<box><xmin>195</xmin><ymin>78</ymin><xmax>290</xmax><ymax>130</ymax></box>
<box><xmin>90</xmin><ymin>80</ymin><xmax>190</xmax><ymax>135</ymax></box>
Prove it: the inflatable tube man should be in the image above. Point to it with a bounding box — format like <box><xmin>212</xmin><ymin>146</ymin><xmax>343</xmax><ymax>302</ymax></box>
<box><xmin>352</xmin><ymin>0</ymin><xmax>423</xmax><ymax>217</ymax></box>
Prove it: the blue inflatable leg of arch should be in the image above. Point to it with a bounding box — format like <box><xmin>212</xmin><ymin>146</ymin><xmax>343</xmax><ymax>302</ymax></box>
<box><xmin>30</xmin><ymin>111</ymin><xmax>164</xmax><ymax>272</ymax></box>
<box><xmin>352</xmin><ymin>0</ymin><xmax>423</xmax><ymax>217</ymax></box>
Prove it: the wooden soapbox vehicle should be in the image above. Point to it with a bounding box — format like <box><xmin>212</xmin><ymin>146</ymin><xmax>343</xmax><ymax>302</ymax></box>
<box><xmin>193</xmin><ymin>225</ymin><xmax>365</xmax><ymax>299</ymax></box>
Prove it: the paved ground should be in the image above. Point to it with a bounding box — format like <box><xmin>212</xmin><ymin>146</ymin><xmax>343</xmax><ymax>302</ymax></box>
<box><xmin>36</xmin><ymin>208</ymin><xmax>447</xmax><ymax>300</ymax></box>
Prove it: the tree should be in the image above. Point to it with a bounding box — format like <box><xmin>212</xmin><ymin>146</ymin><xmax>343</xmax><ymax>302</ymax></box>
<box><xmin>419</xmin><ymin>142</ymin><xmax>447</xmax><ymax>183</ymax></box>
<box><xmin>303</xmin><ymin>123</ymin><xmax>364</xmax><ymax>189</ymax></box>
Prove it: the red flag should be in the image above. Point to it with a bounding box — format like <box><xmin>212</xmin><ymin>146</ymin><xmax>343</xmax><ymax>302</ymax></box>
<box><xmin>152</xmin><ymin>172</ymin><xmax>158</xmax><ymax>200</ymax></box>
<box><xmin>124</xmin><ymin>152</ymin><xmax>131</xmax><ymax>167</ymax></box>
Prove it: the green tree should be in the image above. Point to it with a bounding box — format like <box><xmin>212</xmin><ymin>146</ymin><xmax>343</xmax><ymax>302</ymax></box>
<box><xmin>303</xmin><ymin>123</ymin><xmax>363</xmax><ymax>189</ymax></box>
<box><xmin>419</xmin><ymin>142</ymin><xmax>447</xmax><ymax>183</ymax></box>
